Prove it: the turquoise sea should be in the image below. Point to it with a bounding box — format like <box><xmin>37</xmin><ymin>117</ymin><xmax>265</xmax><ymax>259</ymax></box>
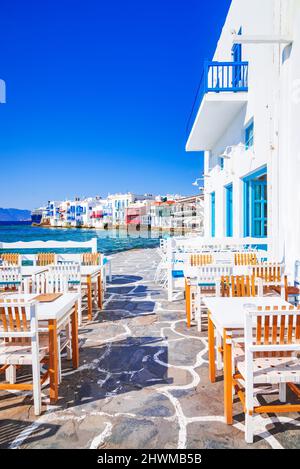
<box><xmin>0</xmin><ymin>223</ymin><xmax>166</xmax><ymax>254</ymax></box>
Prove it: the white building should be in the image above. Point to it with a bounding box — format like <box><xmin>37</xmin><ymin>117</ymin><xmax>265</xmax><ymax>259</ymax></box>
<box><xmin>90</xmin><ymin>199</ymin><xmax>113</xmax><ymax>228</ymax></box>
<box><xmin>108</xmin><ymin>193</ymin><xmax>154</xmax><ymax>225</ymax></box>
<box><xmin>186</xmin><ymin>0</ymin><xmax>300</xmax><ymax>277</ymax></box>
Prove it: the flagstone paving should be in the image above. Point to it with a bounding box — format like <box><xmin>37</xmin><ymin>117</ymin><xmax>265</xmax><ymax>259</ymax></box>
<box><xmin>0</xmin><ymin>248</ymin><xmax>300</xmax><ymax>449</ymax></box>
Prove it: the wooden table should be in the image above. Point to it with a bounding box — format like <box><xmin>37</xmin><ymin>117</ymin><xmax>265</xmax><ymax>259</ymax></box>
<box><xmin>202</xmin><ymin>296</ymin><xmax>291</xmax><ymax>424</ymax></box>
<box><xmin>2</xmin><ymin>292</ymin><xmax>80</xmax><ymax>404</ymax></box>
<box><xmin>81</xmin><ymin>266</ymin><xmax>103</xmax><ymax>321</ymax></box>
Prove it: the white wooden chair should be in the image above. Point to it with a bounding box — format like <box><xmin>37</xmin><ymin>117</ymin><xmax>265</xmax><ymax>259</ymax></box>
<box><xmin>0</xmin><ymin>299</ymin><xmax>48</xmax><ymax>415</ymax></box>
<box><xmin>0</xmin><ymin>253</ymin><xmax>21</xmax><ymax>266</ymax></box>
<box><xmin>233</xmin><ymin>305</ymin><xmax>300</xmax><ymax>443</ymax></box>
<box><xmin>250</xmin><ymin>262</ymin><xmax>284</xmax><ymax>291</ymax></box>
<box><xmin>0</xmin><ymin>266</ymin><xmax>22</xmax><ymax>293</ymax></box>
<box><xmin>36</xmin><ymin>252</ymin><xmax>57</xmax><ymax>266</ymax></box>
<box><xmin>80</xmin><ymin>252</ymin><xmax>111</xmax><ymax>290</ymax></box>
<box><xmin>185</xmin><ymin>265</ymin><xmax>233</xmax><ymax>331</ymax></box>
<box><xmin>46</xmin><ymin>264</ymin><xmax>82</xmax><ymax>323</ymax></box>
<box><xmin>34</xmin><ymin>269</ymin><xmax>80</xmax><ymax>380</ymax></box>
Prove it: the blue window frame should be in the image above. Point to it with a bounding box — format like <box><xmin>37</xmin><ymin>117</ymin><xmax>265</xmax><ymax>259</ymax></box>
<box><xmin>252</xmin><ymin>181</ymin><xmax>267</xmax><ymax>237</ymax></box>
<box><xmin>220</xmin><ymin>157</ymin><xmax>224</xmax><ymax>170</ymax></box>
<box><xmin>245</xmin><ymin>120</ymin><xmax>254</xmax><ymax>149</ymax></box>
<box><xmin>243</xmin><ymin>166</ymin><xmax>267</xmax><ymax>238</ymax></box>
<box><xmin>225</xmin><ymin>184</ymin><xmax>233</xmax><ymax>237</ymax></box>
<box><xmin>211</xmin><ymin>192</ymin><xmax>215</xmax><ymax>237</ymax></box>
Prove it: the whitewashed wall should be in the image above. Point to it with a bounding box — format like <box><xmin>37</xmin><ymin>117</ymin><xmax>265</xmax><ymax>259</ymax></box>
<box><xmin>203</xmin><ymin>0</ymin><xmax>300</xmax><ymax>277</ymax></box>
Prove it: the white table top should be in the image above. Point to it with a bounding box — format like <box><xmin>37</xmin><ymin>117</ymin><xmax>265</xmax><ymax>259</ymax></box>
<box><xmin>203</xmin><ymin>296</ymin><xmax>291</xmax><ymax>330</ymax></box>
<box><xmin>0</xmin><ymin>293</ymin><xmax>80</xmax><ymax>322</ymax></box>
<box><xmin>21</xmin><ymin>266</ymin><xmax>49</xmax><ymax>277</ymax></box>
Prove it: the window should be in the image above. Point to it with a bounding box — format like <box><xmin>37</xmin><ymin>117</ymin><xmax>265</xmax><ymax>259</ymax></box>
<box><xmin>245</xmin><ymin>120</ymin><xmax>254</xmax><ymax>149</ymax></box>
<box><xmin>225</xmin><ymin>184</ymin><xmax>233</xmax><ymax>237</ymax></box>
<box><xmin>211</xmin><ymin>192</ymin><xmax>215</xmax><ymax>237</ymax></box>
<box><xmin>232</xmin><ymin>27</ymin><xmax>242</xmax><ymax>87</ymax></box>
<box><xmin>220</xmin><ymin>157</ymin><xmax>224</xmax><ymax>170</ymax></box>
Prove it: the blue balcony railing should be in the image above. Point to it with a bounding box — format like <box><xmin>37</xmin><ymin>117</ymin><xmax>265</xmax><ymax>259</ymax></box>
<box><xmin>186</xmin><ymin>61</ymin><xmax>249</xmax><ymax>139</ymax></box>
<box><xmin>204</xmin><ymin>61</ymin><xmax>248</xmax><ymax>92</ymax></box>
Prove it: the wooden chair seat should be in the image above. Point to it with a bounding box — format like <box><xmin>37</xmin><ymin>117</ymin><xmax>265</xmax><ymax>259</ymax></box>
<box><xmin>236</xmin><ymin>354</ymin><xmax>300</xmax><ymax>384</ymax></box>
<box><xmin>0</xmin><ymin>336</ymin><xmax>48</xmax><ymax>365</ymax></box>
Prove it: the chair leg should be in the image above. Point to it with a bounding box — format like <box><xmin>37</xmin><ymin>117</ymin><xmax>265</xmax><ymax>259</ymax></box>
<box><xmin>245</xmin><ymin>412</ymin><xmax>254</xmax><ymax>443</ymax></box>
<box><xmin>77</xmin><ymin>292</ymin><xmax>82</xmax><ymax>326</ymax></box>
<box><xmin>279</xmin><ymin>383</ymin><xmax>286</xmax><ymax>402</ymax></box>
<box><xmin>57</xmin><ymin>335</ymin><xmax>62</xmax><ymax>384</ymax></box>
<box><xmin>31</xmin><ymin>347</ymin><xmax>42</xmax><ymax>416</ymax></box>
<box><xmin>197</xmin><ymin>288</ymin><xmax>202</xmax><ymax>332</ymax></box>
<box><xmin>5</xmin><ymin>365</ymin><xmax>16</xmax><ymax>384</ymax></box>
<box><xmin>65</xmin><ymin>321</ymin><xmax>73</xmax><ymax>361</ymax></box>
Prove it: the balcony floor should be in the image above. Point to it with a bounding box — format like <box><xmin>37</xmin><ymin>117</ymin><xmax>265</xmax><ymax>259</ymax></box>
<box><xmin>0</xmin><ymin>248</ymin><xmax>299</xmax><ymax>449</ymax></box>
<box><xmin>186</xmin><ymin>92</ymin><xmax>248</xmax><ymax>151</ymax></box>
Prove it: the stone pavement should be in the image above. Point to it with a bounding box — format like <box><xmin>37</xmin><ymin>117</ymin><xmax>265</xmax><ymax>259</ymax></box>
<box><xmin>0</xmin><ymin>248</ymin><xmax>299</xmax><ymax>449</ymax></box>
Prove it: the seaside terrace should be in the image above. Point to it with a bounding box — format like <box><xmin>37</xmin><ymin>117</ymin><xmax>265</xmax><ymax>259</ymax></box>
<box><xmin>0</xmin><ymin>234</ymin><xmax>299</xmax><ymax>449</ymax></box>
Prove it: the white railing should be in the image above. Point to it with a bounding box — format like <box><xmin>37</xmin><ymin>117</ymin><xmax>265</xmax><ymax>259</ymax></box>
<box><xmin>0</xmin><ymin>238</ymin><xmax>98</xmax><ymax>254</ymax></box>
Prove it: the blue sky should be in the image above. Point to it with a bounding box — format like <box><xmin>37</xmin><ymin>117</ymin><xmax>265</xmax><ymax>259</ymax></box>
<box><xmin>0</xmin><ymin>0</ymin><xmax>230</xmax><ymax>210</ymax></box>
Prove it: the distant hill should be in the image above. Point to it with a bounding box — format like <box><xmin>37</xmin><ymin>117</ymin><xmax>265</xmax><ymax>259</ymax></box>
<box><xmin>0</xmin><ymin>207</ymin><xmax>31</xmax><ymax>221</ymax></box>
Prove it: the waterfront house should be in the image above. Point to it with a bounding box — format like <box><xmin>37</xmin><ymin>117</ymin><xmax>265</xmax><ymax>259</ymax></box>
<box><xmin>108</xmin><ymin>193</ymin><xmax>154</xmax><ymax>226</ymax></box>
<box><xmin>172</xmin><ymin>195</ymin><xmax>204</xmax><ymax>233</ymax></box>
<box><xmin>90</xmin><ymin>199</ymin><xmax>113</xmax><ymax>228</ymax></box>
<box><xmin>186</xmin><ymin>0</ymin><xmax>300</xmax><ymax>276</ymax></box>
<box><xmin>45</xmin><ymin>200</ymin><xmax>61</xmax><ymax>226</ymax></box>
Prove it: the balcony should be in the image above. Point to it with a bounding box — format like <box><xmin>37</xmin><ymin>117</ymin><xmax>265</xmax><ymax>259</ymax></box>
<box><xmin>186</xmin><ymin>61</ymin><xmax>248</xmax><ymax>151</ymax></box>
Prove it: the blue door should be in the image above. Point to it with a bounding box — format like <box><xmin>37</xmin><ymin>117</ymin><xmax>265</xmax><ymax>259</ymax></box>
<box><xmin>211</xmin><ymin>192</ymin><xmax>215</xmax><ymax>237</ymax></box>
<box><xmin>232</xmin><ymin>28</ymin><xmax>242</xmax><ymax>87</ymax></box>
<box><xmin>243</xmin><ymin>167</ymin><xmax>267</xmax><ymax>238</ymax></box>
<box><xmin>226</xmin><ymin>184</ymin><xmax>233</xmax><ymax>237</ymax></box>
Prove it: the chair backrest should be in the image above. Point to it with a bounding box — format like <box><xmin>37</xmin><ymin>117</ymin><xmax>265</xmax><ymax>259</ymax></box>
<box><xmin>190</xmin><ymin>254</ymin><xmax>213</xmax><ymax>266</ymax></box>
<box><xmin>0</xmin><ymin>299</ymin><xmax>37</xmax><ymax>345</ymax></box>
<box><xmin>48</xmin><ymin>264</ymin><xmax>80</xmax><ymax>275</ymax></box>
<box><xmin>35</xmin><ymin>267</ymin><xmax>80</xmax><ymax>294</ymax></box>
<box><xmin>244</xmin><ymin>305</ymin><xmax>300</xmax><ymax>358</ymax></box>
<box><xmin>37</xmin><ymin>252</ymin><xmax>56</xmax><ymax>266</ymax></box>
<box><xmin>0</xmin><ymin>253</ymin><xmax>20</xmax><ymax>266</ymax></box>
<box><xmin>251</xmin><ymin>262</ymin><xmax>284</xmax><ymax>283</ymax></box>
<box><xmin>221</xmin><ymin>275</ymin><xmax>256</xmax><ymax>297</ymax></box>
<box><xmin>195</xmin><ymin>265</ymin><xmax>232</xmax><ymax>279</ymax></box>
<box><xmin>234</xmin><ymin>253</ymin><xmax>257</xmax><ymax>266</ymax></box>
<box><xmin>35</xmin><ymin>272</ymin><xmax>68</xmax><ymax>294</ymax></box>
<box><xmin>81</xmin><ymin>252</ymin><xmax>101</xmax><ymax>266</ymax></box>
<box><xmin>0</xmin><ymin>266</ymin><xmax>22</xmax><ymax>289</ymax></box>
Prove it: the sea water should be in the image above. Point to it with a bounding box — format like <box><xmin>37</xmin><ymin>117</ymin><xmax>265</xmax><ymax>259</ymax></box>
<box><xmin>0</xmin><ymin>223</ymin><xmax>166</xmax><ymax>254</ymax></box>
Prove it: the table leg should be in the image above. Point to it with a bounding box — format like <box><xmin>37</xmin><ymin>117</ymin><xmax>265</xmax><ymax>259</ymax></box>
<box><xmin>223</xmin><ymin>329</ymin><xmax>233</xmax><ymax>424</ymax></box>
<box><xmin>208</xmin><ymin>313</ymin><xmax>216</xmax><ymax>383</ymax></box>
<box><xmin>97</xmin><ymin>272</ymin><xmax>102</xmax><ymax>309</ymax></box>
<box><xmin>48</xmin><ymin>319</ymin><xmax>59</xmax><ymax>404</ymax></box>
<box><xmin>87</xmin><ymin>274</ymin><xmax>92</xmax><ymax>321</ymax></box>
<box><xmin>185</xmin><ymin>279</ymin><xmax>191</xmax><ymax>328</ymax></box>
<box><xmin>71</xmin><ymin>302</ymin><xmax>79</xmax><ymax>368</ymax></box>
